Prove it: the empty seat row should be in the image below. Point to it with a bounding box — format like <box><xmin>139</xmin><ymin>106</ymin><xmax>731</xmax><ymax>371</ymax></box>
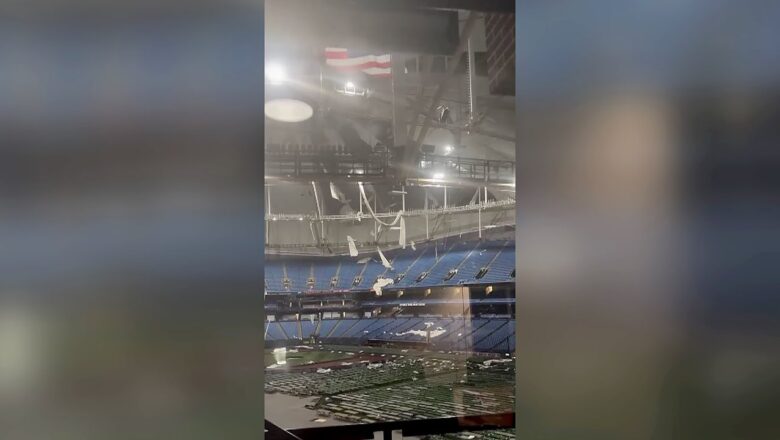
<box><xmin>265</xmin><ymin>317</ymin><xmax>515</xmax><ymax>353</ymax></box>
<box><xmin>265</xmin><ymin>240</ymin><xmax>515</xmax><ymax>293</ymax></box>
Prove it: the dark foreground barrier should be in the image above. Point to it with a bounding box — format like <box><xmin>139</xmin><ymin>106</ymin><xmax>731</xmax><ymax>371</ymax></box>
<box><xmin>266</xmin><ymin>412</ymin><xmax>515</xmax><ymax>440</ymax></box>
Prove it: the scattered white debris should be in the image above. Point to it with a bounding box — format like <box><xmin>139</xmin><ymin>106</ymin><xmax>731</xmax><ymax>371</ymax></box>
<box><xmin>340</xmin><ymin>362</ymin><xmax>353</xmax><ymax>366</ymax></box>
<box><xmin>372</xmin><ymin>277</ymin><xmax>394</xmax><ymax>296</ymax></box>
<box><xmin>313</xmin><ymin>418</ymin><xmax>327</xmax><ymax>423</ymax></box>
<box><xmin>367</xmin><ymin>363</ymin><xmax>383</xmax><ymax>369</ymax></box>
<box><xmin>395</xmin><ymin>328</ymin><xmax>447</xmax><ymax>338</ymax></box>
<box><xmin>316</xmin><ymin>368</ymin><xmax>332</xmax><ymax>374</ymax></box>
<box><xmin>483</xmin><ymin>359</ymin><xmax>512</xmax><ymax>366</ymax></box>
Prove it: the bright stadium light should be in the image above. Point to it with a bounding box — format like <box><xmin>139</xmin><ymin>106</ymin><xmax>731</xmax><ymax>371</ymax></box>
<box><xmin>344</xmin><ymin>80</ymin><xmax>359</xmax><ymax>96</ymax></box>
<box><xmin>443</xmin><ymin>144</ymin><xmax>453</xmax><ymax>155</ymax></box>
<box><xmin>266</xmin><ymin>63</ymin><xmax>286</xmax><ymax>84</ymax></box>
<box><xmin>433</xmin><ymin>172</ymin><xmax>445</xmax><ymax>179</ymax></box>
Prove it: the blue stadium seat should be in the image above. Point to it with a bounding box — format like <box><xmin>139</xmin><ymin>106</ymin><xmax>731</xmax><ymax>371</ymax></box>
<box><xmin>278</xmin><ymin>321</ymin><xmax>299</xmax><ymax>339</ymax></box>
<box><xmin>267</xmin><ymin>317</ymin><xmax>515</xmax><ymax>353</ymax></box>
<box><xmin>301</xmin><ymin>320</ymin><xmax>317</xmax><ymax>339</ymax></box>
<box><xmin>266</xmin><ymin>238</ymin><xmax>514</xmax><ymax>293</ymax></box>
<box><xmin>265</xmin><ymin>261</ymin><xmax>286</xmax><ymax>292</ymax></box>
<box><xmin>265</xmin><ymin>322</ymin><xmax>286</xmax><ymax>340</ymax></box>
<box><xmin>312</xmin><ymin>259</ymin><xmax>340</xmax><ymax>290</ymax></box>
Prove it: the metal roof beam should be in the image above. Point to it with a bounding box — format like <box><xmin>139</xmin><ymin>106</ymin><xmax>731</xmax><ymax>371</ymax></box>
<box><xmin>400</xmin><ymin>12</ymin><xmax>480</xmax><ymax>177</ymax></box>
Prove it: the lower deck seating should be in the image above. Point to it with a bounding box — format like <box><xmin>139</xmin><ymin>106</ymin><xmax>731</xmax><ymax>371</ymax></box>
<box><xmin>265</xmin><ymin>317</ymin><xmax>515</xmax><ymax>353</ymax></box>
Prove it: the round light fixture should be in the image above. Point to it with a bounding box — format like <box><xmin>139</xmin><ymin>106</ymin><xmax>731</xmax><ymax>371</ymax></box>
<box><xmin>264</xmin><ymin>99</ymin><xmax>313</xmax><ymax>123</ymax></box>
<box><xmin>266</xmin><ymin>63</ymin><xmax>286</xmax><ymax>84</ymax></box>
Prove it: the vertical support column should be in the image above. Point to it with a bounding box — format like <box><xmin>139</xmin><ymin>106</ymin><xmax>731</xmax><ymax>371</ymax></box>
<box><xmin>444</xmin><ymin>186</ymin><xmax>448</xmax><ymax>209</ymax></box>
<box><xmin>478</xmin><ymin>186</ymin><xmax>482</xmax><ymax>238</ymax></box>
<box><xmin>266</xmin><ymin>185</ymin><xmax>271</xmax><ymax>244</ymax></box>
<box><xmin>424</xmin><ymin>188</ymin><xmax>430</xmax><ymax>239</ymax></box>
<box><xmin>467</xmin><ymin>38</ymin><xmax>476</xmax><ymax>121</ymax></box>
<box><xmin>374</xmin><ymin>195</ymin><xmax>378</xmax><ymax>244</ymax></box>
<box><xmin>391</xmin><ymin>54</ymin><xmax>407</xmax><ymax>148</ymax></box>
<box><xmin>478</xmin><ymin>208</ymin><xmax>482</xmax><ymax>238</ymax></box>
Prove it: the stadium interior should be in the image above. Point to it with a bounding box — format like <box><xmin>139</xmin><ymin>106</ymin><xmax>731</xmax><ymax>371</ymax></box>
<box><xmin>265</xmin><ymin>1</ymin><xmax>516</xmax><ymax>438</ymax></box>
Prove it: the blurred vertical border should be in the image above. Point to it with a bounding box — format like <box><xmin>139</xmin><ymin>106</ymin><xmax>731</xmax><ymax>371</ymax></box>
<box><xmin>0</xmin><ymin>0</ymin><xmax>265</xmax><ymax>438</ymax></box>
<box><xmin>515</xmin><ymin>0</ymin><xmax>780</xmax><ymax>439</ymax></box>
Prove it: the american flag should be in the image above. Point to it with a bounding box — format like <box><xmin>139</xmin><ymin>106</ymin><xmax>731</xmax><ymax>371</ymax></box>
<box><xmin>324</xmin><ymin>47</ymin><xmax>392</xmax><ymax>77</ymax></box>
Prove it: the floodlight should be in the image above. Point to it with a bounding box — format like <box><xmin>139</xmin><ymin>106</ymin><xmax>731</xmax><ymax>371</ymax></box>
<box><xmin>443</xmin><ymin>145</ymin><xmax>453</xmax><ymax>155</ymax></box>
<box><xmin>265</xmin><ymin>99</ymin><xmax>313</xmax><ymax>123</ymax></box>
<box><xmin>433</xmin><ymin>172</ymin><xmax>445</xmax><ymax>179</ymax></box>
<box><xmin>266</xmin><ymin>63</ymin><xmax>286</xmax><ymax>84</ymax></box>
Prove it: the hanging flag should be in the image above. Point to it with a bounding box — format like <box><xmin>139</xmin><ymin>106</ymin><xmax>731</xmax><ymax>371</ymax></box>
<box><xmin>347</xmin><ymin>236</ymin><xmax>358</xmax><ymax>257</ymax></box>
<box><xmin>377</xmin><ymin>247</ymin><xmax>392</xmax><ymax>269</ymax></box>
<box><xmin>329</xmin><ymin>181</ymin><xmax>348</xmax><ymax>203</ymax></box>
<box><xmin>410</xmin><ymin>241</ymin><xmax>416</xmax><ymax>251</ymax></box>
<box><xmin>325</xmin><ymin>48</ymin><xmax>392</xmax><ymax>77</ymax></box>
